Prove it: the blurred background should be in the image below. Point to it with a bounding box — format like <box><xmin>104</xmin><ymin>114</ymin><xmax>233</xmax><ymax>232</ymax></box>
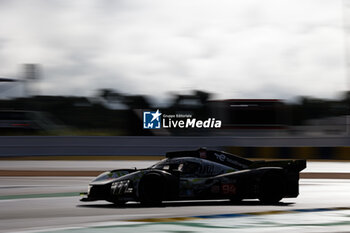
<box><xmin>2</xmin><ymin>3</ymin><xmax>350</xmax><ymax>232</ymax></box>
<box><xmin>0</xmin><ymin>0</ymin><xmax>350</xmax><ymax>137</ymax></box>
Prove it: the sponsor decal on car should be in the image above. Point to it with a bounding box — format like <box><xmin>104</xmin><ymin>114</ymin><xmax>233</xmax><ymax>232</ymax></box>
<box><xmin>222</xmin><ymin>184</ymin><xmax>236</xmax><ymax>195</ymax></box>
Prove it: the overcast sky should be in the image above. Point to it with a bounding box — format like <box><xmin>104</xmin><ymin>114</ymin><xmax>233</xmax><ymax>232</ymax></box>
<box><xmin>0</xmin><ymin>0</ymin><xmax>348</xmax><ymax>101</ymax></box>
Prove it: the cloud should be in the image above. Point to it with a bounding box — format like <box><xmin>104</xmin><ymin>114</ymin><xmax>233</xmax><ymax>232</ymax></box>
<box><xmin>0</xmin><ymin>0</ymin><xmax>346</xmax><ymax>100</ymax></box>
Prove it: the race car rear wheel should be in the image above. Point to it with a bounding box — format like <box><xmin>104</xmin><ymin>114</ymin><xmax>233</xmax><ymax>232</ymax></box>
<box><xmin>258</xmin><ymin>171</ymin><xmax>286</xmax><ymax>204</ymax></box>
<box><xmin>139</xmin><ymin>172</ymin><xmax>165</xmax><ymax>206</ymax></box>
<box><xmin>229</xmin><ymin>196</ymin><xmax>242</xmax><ymax>203</ymax></box>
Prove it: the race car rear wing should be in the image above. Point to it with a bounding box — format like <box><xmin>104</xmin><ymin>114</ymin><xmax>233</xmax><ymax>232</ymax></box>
<box><xmin>249</xmin><ymin>159</ymin><xmax>307</xmax><ymax>172</ymax></box>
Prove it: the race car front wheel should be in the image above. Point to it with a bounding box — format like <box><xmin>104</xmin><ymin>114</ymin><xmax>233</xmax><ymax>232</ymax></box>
<box><xmin>112</xmin><ymin>200</ymin><xmax>126</xmax><ymax>206</ymax></box>
<box><xmin>139</xmin><ymin>172</ymin><xmax>165</xmax><ymax>206</ymax></box>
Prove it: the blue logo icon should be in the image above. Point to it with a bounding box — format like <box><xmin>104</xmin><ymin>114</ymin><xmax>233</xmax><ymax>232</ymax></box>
<box><xmin>143</xmin><ymin>109</ymin><xmax>162</xmax><ymax>129</ymax></box>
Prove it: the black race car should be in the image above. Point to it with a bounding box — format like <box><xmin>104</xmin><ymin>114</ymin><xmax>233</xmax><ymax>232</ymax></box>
<box><xmin>80</xmin><ymin>148</ymin><xmax>306</xmax><ymax>205</ymax></box>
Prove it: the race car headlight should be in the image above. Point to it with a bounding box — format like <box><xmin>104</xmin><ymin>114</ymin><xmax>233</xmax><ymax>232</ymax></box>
<box><xmin>87</xmin><ymin>185</ymin><xmax>92</xmax><ymax>195</ymax></box>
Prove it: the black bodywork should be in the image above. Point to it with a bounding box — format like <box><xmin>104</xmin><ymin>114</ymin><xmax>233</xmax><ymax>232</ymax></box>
<box><xmin>80</xmin><ymin>149</ymin><xmax>306</xmax><ymax>205</ymax></box>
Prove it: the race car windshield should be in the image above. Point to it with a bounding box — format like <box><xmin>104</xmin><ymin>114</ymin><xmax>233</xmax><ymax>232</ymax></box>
<box><xmin>149</xmin><ymin>159</ymin><xmax>168</xmax><ymax>169</ymax></box>
<box><xmin>156</xmin><ymin>163</ymin><xmax>181</xmax><ymax>171</ymax></box>
<box><xmin>92</xmin><ymin>171</ymin><xmax>116</xmax><ymax>182</ymax></box>
<box><xmin>150</xmin><ymin>158</ymin><xmax>185</xmax><ymax>171</ymax></box>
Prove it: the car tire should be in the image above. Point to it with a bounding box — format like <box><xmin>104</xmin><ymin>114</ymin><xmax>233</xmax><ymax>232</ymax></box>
<box><xmin>229</xmin><ymin>195</ymin><xmax>242</xmax><ymax>204</ymax></box>
<box><xmin>258</xmin><ymin>171</ymin><xmax>286</xmax><ymax>204</ymax></box>
<box><xmin>112</xmin><ymin>200</ymin><xmax>126</xmax><ymax>206</ymax></box>
<box><xmin>139</xmin><ymin>172</ymin><xmax>165</xmax><ymax>206</ymax></box>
